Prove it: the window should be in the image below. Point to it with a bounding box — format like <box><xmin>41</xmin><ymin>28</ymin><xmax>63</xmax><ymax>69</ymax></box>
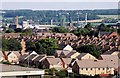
<box><xmin>103</xmin><ymin>68</ymin><xmax>105</xmax><ymax>70</ymax></box>
<box><xmin>91</xmin><ymin>68</ymin><xmax>92</xmax><ymax>70</ymax></box>
<box><xmin>98</xmin><ymin>68</ymin><xmax>100</xmax><ymax>70</ymax></box>
<box><xmin>86</xmin><ymin>68</ymin><xmax>88</xmax><ymax>70</ymax></box>
<box><xmin>81</xmin><ymin>68</ymin><xmax>83</xmax><ymax>70</ymax></box>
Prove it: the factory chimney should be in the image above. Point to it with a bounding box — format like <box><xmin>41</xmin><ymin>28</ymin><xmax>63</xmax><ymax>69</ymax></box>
<box><xmin>85</xmin><ymin>13</ymin><xmax>87</xmax><ymax>25</ymax></box>
<box><xmin>14</xmin><ymin>16</ymin><xmax>19</xmax><ymax>28</ymax></box>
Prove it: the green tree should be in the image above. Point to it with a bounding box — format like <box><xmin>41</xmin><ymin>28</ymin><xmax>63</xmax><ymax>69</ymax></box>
<box><xmin>76</xmin><ymin>45</ymin><xmax>101</xmax><ymax>58</ymax></box>
<box><xmin>98</xmin><ymin>23</ymin><xmax>105</xmax><ymax>31</ymax></box>
<box><xmin>7</xmin><ymin>38</ymin><xmax>22</xmax><ymax>51</ymax></box>
<box><xmin>2</xmin><ymin>38</ymin><xmax>22</xmax><ymax>51</ymax></box>
<box><xmin>22</xmin><ymin>28</ymin><xmax>32</xmax><ymax>36</ymax></box>
<box><xmin>5</xmin><ymin>28</ymin><xmax>14</xmax><ymax>33</ymax></box>
<box><xmin>26</xmin><ymin>40</ymin><xmax>36</xmax><ymax>51</ymax></box>
<box><xmin>98</xmin><ymin>23</ymin><xmax>116</xmax><ymax>32</ymax></box>
<box><xmin>84</xmin><ymin>23</ymin><xmax>92</xmax><ymax>30</ymax></box>
<box><xmin>25</xmin><ymin>38</ymin><xmax>58</xmax><ymax>55</ymax></box>
<box><xmin>89</xmin><ymin>30</ymin><xmax>98</xmax><ymax>37</ymax></box>
<box><xmin>2</xmin><ymin>38</ymin><xmax>8</xmax><ymax>51</ymax></box>
<box><xmin>51</xmin><ymin>27</ymin><xmax>68</xmax><ymax>33</ymax></box>
<box><xmin>35</xmin><ymin>38</ymin><xmax>57</xmax><ymax>55</ymax></box>
<box><xmin>71</xmin><ymin>28</ymin><xmax>89</xmax><ymax>36</ymax></box>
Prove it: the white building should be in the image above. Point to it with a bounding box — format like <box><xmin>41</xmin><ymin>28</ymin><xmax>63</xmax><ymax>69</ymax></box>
<box><xmin>22</xmin><ymin>21</ymin><xmax>58</xmax><ymax>30</ymax></box>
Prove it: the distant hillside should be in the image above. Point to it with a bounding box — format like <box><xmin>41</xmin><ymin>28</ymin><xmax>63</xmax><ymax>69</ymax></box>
<box><xmin>2</xmin><ymin>9</ymin><xmax>118</xmax><ymax>23</ymax></box>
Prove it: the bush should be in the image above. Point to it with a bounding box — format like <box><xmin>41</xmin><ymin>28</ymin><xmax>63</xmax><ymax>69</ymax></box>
<box><xmin>56</xmin><ymin>70</ymin><xmax>68</xmax><ymax>78</ymax></box>
<box><xmin>1</xmin><ymin>61</ymin><xmax>11</xmax><ymax>65</ymax></box>
<box><xmin>45</xmin><ymin>68</ymin><xmax>57</xmax><ymax>75</ymax></box>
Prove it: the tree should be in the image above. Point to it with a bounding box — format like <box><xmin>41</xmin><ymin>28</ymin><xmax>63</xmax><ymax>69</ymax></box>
<box><xmin>25</xmin><ymin>38</ymin><xmax>58</xmax><ymax>55</ymax></box>
<box><xmin>98</xmin><ymin>23</ymin><xmax>116</xmax><ymax>32</ymax></box>
<box><xmin>84</xmin><ymin>23</ymin><xmax>92</xmax><ymax>30</ymax></box>
<box><xmin>51</xmin><ymin>27</ymin><xmax>68</xmax><ymax>33</ymax></box>
<box><xmin>22</xmin><ymin>28</ymin><xmax>32</xmax><ymax>36</ymax></box>
<box><xmin>76</xmin><ymin>45</ymin><xmax>101</xmax><ymax>58</ymax></box>
<box><xmin>2</xmin><ymin>38</ymin><xmax>8</xmax><ymax>51</ymax></box>
<box><xmin>25</xmin><ymin>40</ymin><xmax>36</xmax><ymax>51</ymax></box>
<box><xmin>7</xmin><ymin>38</ymin><xmax>22</xmax><ymax>51</ymax></box>
<box><xmin>89</xmin><ymin>30</ymin><xmax>98</xmax><ymax>37</ymax></box>
<box><xmin>71</xmin><ymin>28</ymin><xmax>89</xmax><ymax>36</ymax></box>
<box><xmin>2</xmin><ymin>38</ymin><xmax>22</xmax><ymax>51</ymax></box>
<box><xmin>5</xmin><ymin>28</ymin><xmax>14</xmax><ymax>33</ymax></box>
<box><xmin>35</xmin><ymin>38</ymin><xmax>58</xmax><ymax>55</ymax></box>
<box><xmin>14</xmin><ymin>28</ymin><xmax>22</xmax><ymax>33</ymax></box>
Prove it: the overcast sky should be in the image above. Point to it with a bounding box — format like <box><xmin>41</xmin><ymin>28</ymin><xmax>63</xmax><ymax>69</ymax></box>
<box><xmin>1</xmin><ymin>2</ymin><xmax>119</xmax><ymax>10</ymax></box>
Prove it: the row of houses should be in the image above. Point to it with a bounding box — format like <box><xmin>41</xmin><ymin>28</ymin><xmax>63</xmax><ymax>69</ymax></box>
<box><xmin>17</xmin><ymin>46</ymin><xmax>120</xmax><ymax>76</ymax></box>
<box><xmin>19</xmin><ymin>52</ymin><xmax>119</xmax><ymax>76</ymax></box>
<box><xmin>1</xmin><ymin>32</ymin><xmax>120</xmax><ymax>77</ymax></box>
<box><xmin>0</xmin><ymin>45</ymin><xmax>95</xmax><ymax>64</ymax></box>
<box><xmin>0</xmin><ymin>45</ymin><xmax>120</xmax><ymax>77</ymax></box>
<box><xmin>2</xmin><ymin>32</ymin><xmax>120</xmax><ymax>54</ymax></box>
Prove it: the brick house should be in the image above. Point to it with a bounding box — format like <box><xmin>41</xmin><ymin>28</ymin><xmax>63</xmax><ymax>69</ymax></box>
<box><xmin>72</xmin><ymin>59</ymin><xmax>115</xmax><ymax>76</ymax></box>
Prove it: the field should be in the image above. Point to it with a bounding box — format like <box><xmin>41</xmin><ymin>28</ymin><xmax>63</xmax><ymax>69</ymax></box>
<box><xmin>97</xmin><ymin>15</ymin><xmax>119</xmax><ymax>19</ymax></box>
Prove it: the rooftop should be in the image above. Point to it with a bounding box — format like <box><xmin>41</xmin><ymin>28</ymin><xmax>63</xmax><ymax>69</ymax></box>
<box><xmin>0</xmin><ymin>64</ymin><xmax>44</xmax><ymax>76</ymax></box>
<box><xmin>0</xmin><ymin>64</ymin><xmax>40</xmax><ymax>72</ymax></box>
